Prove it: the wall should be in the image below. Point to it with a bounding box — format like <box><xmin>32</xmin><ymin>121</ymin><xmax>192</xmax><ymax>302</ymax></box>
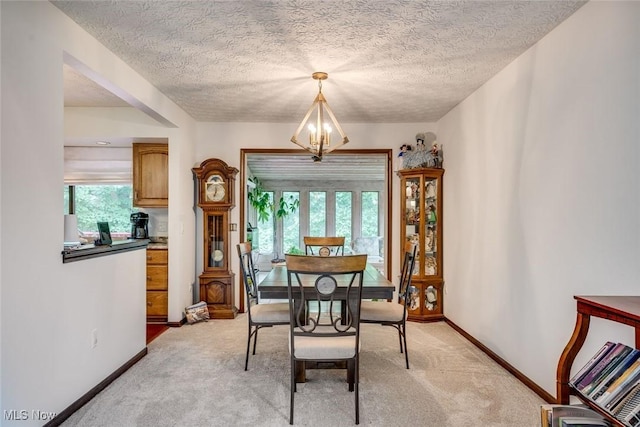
<box><xmin>0</xmin><ymin>2</ymin><xmax>196</xmax><ymax>425</ymax></box>
<box><xmin>438</xmin><ymin>0</ymin><xmax>639</xmax><ymax>397</ymax></box>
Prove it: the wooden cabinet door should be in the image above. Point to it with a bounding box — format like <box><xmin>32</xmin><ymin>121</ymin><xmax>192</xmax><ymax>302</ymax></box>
<box><xmin>133</xmin><ymin>143</ymin><xmax>168</xmax><ymax>207</ymax></box>
<box><xmin>147</xmin><ymin>291</ymin><xmax>168</xmax><ymax>317</ymax></box>
<box><xmin>146</xmin><ymin>248</ymin><xmax>168</xmax><ymax>321</ymax></box>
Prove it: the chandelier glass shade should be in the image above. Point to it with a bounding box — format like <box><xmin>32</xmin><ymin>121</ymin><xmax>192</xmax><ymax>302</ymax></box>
<box><xmin>291</xmin><ymin>72</ymin><xmax>349</xmax><ymax>161</ymax></box>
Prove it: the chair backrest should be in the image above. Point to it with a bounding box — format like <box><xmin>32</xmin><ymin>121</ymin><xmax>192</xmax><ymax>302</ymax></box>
<box><xmin>398</xmin><ymin>241</ymin><xmax>418</xmax><ymax>306</ymax></box>
<box><xmin>237</xmin><ymin>242</ymin><xmax>259</xmax><ymax>304</ymax></box>
<box><xmin>285</xmin><ymin>254</ymin><xmax>367</xmax><ymax>336</ymax></box>
<box><xmin>303</xmin><ymin>236</ymin><xmax>345</xmax><ymax>256</ymax></box>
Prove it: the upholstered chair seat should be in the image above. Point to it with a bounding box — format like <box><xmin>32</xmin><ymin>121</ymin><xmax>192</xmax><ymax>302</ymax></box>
<box><xmin>250</xmin><ymin>302</ymin><xmax>290</xmax><ymax>323</ymax></box>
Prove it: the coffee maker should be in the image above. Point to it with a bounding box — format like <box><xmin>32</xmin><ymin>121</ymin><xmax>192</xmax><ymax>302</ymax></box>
<box><xmin>130</xmin><ymin>212</ymin><xmax>149</xmax><ymax>239</ymax></box>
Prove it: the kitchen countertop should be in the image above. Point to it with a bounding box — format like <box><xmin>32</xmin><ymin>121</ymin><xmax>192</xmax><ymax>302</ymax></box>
<box><xmin>62</xmin><ymin>239</ymin><xmax>149</xmax><ymax>263</ymax></box>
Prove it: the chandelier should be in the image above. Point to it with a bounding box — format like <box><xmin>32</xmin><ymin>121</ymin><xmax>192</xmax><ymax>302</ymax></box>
<box><xmin>291</xmin><ymin>72</ymin><xmax>349</xmax><ymax>162</ymax></box>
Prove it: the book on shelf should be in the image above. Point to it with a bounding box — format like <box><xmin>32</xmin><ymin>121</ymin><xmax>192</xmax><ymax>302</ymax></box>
<box><xmin>571</xmin><ymin>341</ymin><xmax>618</xmax><ymax>387</ymax></box>
<box><xmin>616</xmin><ymin>398</ymin><xmax>640</xmax><ymax>427</ymax></box>
<box><xmin>610</xmin><ymin>382</ymin><xmax>640</xmax><ymax>420</ymax></box>
<box><xmin>578</xmin><ymin>343</ymin><xmax>633</xmax><ymax>395</ymax></box>
<box><xmin>597</xmin><ymin>357</ymin><xmax>640</xmax><ymax>408</ymax></box>
<box><xmin>622</xmin><ymin>403</ymin><xmax>640</xmax><ymax>427</ymax></box>
<box><xmin>559</xmin><ymin>417</ymin><xmax>611</xmax><ymax>427</ymax></box>
<box><xmin>590</xmin><ymin>349</ymin><xmax>640</xmax><ymax>401</ymax></box>
<box><xmin>540</xmin><ymin>404</ymin><xmax>607</xmax><ymax>427</ymax></box>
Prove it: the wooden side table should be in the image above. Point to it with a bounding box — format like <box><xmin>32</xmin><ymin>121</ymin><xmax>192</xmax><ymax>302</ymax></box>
<box><xmin>556</xmin><ymin>296</ymin><xmax>640</xmax><ymax>405</ymax></box>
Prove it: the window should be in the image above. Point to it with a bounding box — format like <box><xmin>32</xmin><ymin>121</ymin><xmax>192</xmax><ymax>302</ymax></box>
<box><xmin>309</xmin><ymin>191</ymin><xmax>326</xmax><ymax>236</ymax></box>
<box><xmin>361</xmin><ymin>191</ymin><xmax>379</xmax><ymax>237</ymax></box>
<box><xmin>64</xmin><ymin>184</ymin><xmax>133</xmax><ymax>239</ymax></box>
<box><xmin>335</xmin><ymin>192</ymin><xmax>352</xmax><ymax>244</ymax></box>
<box><xmin>256</xmin><ymin>192</ymin><xmax>275</xmax><ymax>255</ymax></box>
<box><xmin>282</xmin><ymin>191</ymin><xmax>300</xmax><ymax>253</ymax></box>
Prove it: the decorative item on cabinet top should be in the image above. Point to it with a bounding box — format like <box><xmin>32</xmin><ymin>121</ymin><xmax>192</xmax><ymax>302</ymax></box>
<box><xmin>397</xmin><ymin>131</ymin><xmax>443</xmax><ymax>170</ymax></box>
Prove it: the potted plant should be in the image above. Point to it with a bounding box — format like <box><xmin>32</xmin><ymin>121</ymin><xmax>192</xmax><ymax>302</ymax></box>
<box><xmin>248</xmin><ymin>177</ymin><xmax>299</xmax><ymax>262</ymax></box>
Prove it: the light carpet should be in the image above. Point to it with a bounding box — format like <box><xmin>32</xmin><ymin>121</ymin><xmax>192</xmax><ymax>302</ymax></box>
<box><xmin>61</xmin><ymin>316</ymin><xmax>545</xmax><ymax>426</ymax></box>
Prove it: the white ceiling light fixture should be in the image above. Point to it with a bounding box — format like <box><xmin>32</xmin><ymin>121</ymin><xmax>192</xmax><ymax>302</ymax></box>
<box><xmin>291</xmin><ymin>72</ymin><xmax>349</xmax><ymax>162</ymax></box>
<box><xmin>95</xmin><ymin>140</ymin><xmax>111</xmax><ymax>146</ymax></box>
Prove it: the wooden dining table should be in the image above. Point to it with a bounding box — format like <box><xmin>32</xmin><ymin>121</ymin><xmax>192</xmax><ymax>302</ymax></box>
<box><xmin>258</xmin><ymin>263</ymin><xmax>395</xmax><ymax>301</ymax></box>
<box><xmin>258</xmin><ymin>263</ymin><xmax>396</xmax><ymax>384</ymax></box>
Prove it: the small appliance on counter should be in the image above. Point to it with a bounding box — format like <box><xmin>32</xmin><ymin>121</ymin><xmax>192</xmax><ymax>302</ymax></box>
<box><xmin>130</xmin><ymin>212</ymin><xmax>149</xmax><ymax>239</ymax></box>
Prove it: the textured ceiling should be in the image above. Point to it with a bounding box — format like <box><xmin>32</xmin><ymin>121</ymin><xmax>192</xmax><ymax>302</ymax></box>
<box><xmin>54</xmin><ymin>0</ymin><xmax>586</xmax><ymax>123</ymax></box>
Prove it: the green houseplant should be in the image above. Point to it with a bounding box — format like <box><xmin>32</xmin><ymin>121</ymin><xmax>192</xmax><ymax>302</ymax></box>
<box><xmin>248</xmin><ymin>177</ymin><xmax>299</xmax><ymax>262</ymax></box>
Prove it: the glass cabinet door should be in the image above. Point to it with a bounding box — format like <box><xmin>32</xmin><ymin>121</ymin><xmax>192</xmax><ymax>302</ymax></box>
<box><xmin>206</xmin><ymin>213</ymin><xmax>226</xmax><ymax>269</ymax></box>
<box><xmin>404</xmin><ymin>177</ymin><xmax>421</xmax><ymax>276</ymax></box>
<box><xmin>423</xmin><ymin>177</ymin><xmax>438</xmax><ymax>276</ymax></box>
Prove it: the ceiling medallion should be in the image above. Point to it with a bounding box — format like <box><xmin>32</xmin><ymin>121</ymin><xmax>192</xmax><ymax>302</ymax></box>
<box><xmin>290</xmin><ymin>72</ymin><xmax>349</xmax><ymax>162</ymax></box>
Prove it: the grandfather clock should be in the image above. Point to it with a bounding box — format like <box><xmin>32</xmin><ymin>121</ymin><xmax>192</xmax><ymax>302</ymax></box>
<box><xmin>192</xmin><ymin>158</ymin><xmax>239</xmax><ymax>319</ymax></box>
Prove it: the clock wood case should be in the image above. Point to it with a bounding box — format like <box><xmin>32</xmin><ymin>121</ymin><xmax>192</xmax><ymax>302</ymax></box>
<box><xmin>192</xmin><ymin>158</ymin><xmax>239</xmax><ymax>319</ymax></box>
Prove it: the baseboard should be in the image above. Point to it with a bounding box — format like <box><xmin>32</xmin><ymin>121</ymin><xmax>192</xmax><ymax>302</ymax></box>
<box><xmin>44</xmin><ymin>347</ymin><xmax>148</xmax><ymax>427</ymax></box>
<box><xmin>167</xmin><ymin>316</ymin><xmax>187</xmax><ymax>327</ymax></box>
<box><xmin>444</xmin><ymin>317</ymin><xmax>556</xmax><ymax>404</ymax></box>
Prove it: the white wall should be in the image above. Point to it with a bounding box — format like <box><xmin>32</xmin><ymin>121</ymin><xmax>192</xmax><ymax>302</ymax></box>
<box><xmin>438</xmin><ymin>0</ymin><xmax>639</xmax><ymax>397</ymax></box>
<box><xmin>194</xmin><ymin>122</ymin><xmax>435</xmax><ymax>308</ymax></box>
<box><xmin>64</xmin><ymin>107</ymin><xmax>198</xmax><ymax>323</ymax></box>
<box><xmin>0</xmin><ymin>2</ymin><xmax>196</xmax><ymax>425</ymax></box>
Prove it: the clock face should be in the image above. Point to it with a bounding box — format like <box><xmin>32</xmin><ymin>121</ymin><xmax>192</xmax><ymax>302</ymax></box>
<box><xmin>206</xmin><ymin>174</ymin><xmax>226</xmax><ymax>202</ymax></box>
<box><xmin>213</xmin><ymin>249</ymin><xmax>224</xmax><ymax>262</ymax></box>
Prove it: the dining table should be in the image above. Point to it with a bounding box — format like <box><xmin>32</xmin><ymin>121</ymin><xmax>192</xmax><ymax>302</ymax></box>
<box><xmin>258</xmin><ymin>262</ymin><xmax>395</xmax><ymax>301</ymax></box>
<box><xmin>258</xmin><ymin>262</ymin><xmax>396</xmax><ymax>384</ymax></box>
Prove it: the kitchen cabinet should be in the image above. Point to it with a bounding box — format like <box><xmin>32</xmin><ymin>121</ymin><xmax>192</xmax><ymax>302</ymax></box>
<box><xmin>133</xmin><ymin>143</ymin><xmax>168</xmax><ymax>207</ymax></box>
<box><xmin>146</xmin><ymin>247</ymin><xmax>168</xmax><ymax>322</ymax></box>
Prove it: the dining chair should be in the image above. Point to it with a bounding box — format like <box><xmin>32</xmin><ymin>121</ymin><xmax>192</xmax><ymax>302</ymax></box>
<box><xmin>237</xmin><ymin>242</ymin><xmax>289</xmax><ymax>371</ymax></box>
<box><xmin>303</xmin><ymin>236</ymin><xmax>345</xmax><ymax>256</ymax></box>
<box><xmin>285</xmin><ymin>253</ymin><xmax>368</xmax><ymax>425</ymax></box>
<box><xmin>360</xmin><ymin>241</ymin><xmax>417</xmax><ymax>369</ymax></box>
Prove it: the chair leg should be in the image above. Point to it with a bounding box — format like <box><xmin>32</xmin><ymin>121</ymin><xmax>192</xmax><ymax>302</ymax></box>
<box><xmin>402</xmin><ymin>323</ymin><xmax>410</xmax><ymax>369</ymax></box>
<box><xmin>397</xmin><ymin>326</ymin><xmax>404</xmax><ymax>354</ymax></box>
<box><xmin>347</xmin><ymin>359</ymin><xmax>355</xmax><ymax>392</ymax></box>
<box><xmin>290</xmin><ymin>357</ymin><xmax>295</xmax><ymax>425</ymax></box>
<box><xmin>355</xmin><ymin>355</ymin><xmax>360</xmax><ymax>425</ymax></box>
<box><xmin>252</xmin><ymin>327</ymin><xmax>259</xmax><ymax>355</ymax></box>
<box><xmin>245</xmin><ymin>325</ymin><xmax>252</xmax><ymax>371</ymax></box>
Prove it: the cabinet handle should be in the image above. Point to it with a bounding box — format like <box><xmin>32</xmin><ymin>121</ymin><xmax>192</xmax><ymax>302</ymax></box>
<box><xmin>147</xmin><ymin>255</ymin><xmax>152</xmax><ymax>260</ymax></box>
<box><xmin>147</xmin><ymin>276</ymin><xmax>152</xmax><ymax>281</ymax></box>
<box><xmin>147</xmin><ymin>301</ymin><xmax>152</xmax><ymax>306</ymax></box>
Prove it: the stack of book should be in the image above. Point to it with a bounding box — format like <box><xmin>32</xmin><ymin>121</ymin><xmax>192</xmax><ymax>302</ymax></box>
<box><xmin>540</xmin><ymin>404</ymin><xmax>609</xmax><ymax>426</ymax></box>
<box><xmin>564</xmin><ymin>341</ymin><xmax>640</xmax><ymax>426</ymax></box>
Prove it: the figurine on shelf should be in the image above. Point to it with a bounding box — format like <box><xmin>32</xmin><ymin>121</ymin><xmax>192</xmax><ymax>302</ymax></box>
<box><xmin>425</xmin><ymin>181</ymin><xmax>436</xmax><ymax>198</ymax></box>
<box><xmin>415</xmin><ymin>133</ymin><xmax>426</xmax><ymax>151</ymax></box>
<box><xmin>397</xmin><ymin>143</ymin><xmax>413</xmax><ymax>170</ymax></box>
<box><xmin>426</xmin><ymin>204</ymin><xmax>437</xmax><ymax>223</ymax></box>
<box><xmin>406</xmin><ymin>209</ymin><xmax>417</xmax><ymax>224</ymax></box>
<box><xmin>425</xmin><ymin>227</ymin><xmax>434</xmax><ymax>252</ymax></box>
<box><xmin>431</xmin><ymin>142</ymin><xmax>443</xmax><ymax>168</ymax></box>
<box><xmin>425</xmin><ymin>256</ymin><xmax>437</xmax><ymax>275</ymax></box>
